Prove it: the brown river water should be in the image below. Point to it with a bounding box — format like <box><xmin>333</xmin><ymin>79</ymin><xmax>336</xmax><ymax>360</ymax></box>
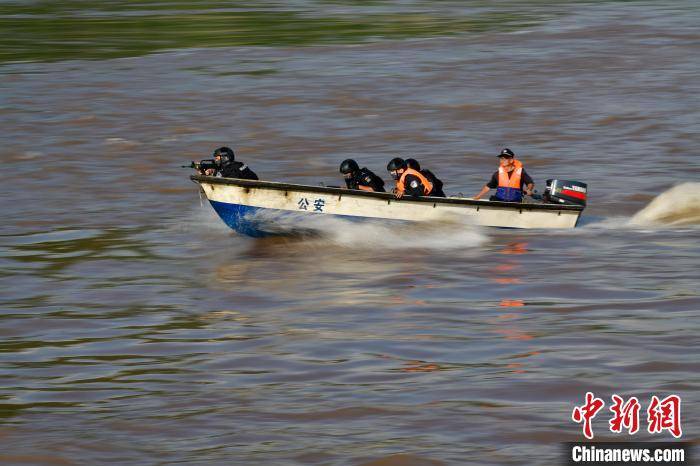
<box><xmin>1</xmin><ymin>2</ymin><xmax>699</xmax><ymax>465</ymax></box>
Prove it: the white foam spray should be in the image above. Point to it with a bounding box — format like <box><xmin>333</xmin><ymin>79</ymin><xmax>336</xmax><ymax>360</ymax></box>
<box><xmin>246</xmin><ymin>209</ymin><xmax>488</xmax><ymax>250</ymax></box>
<box><xmin>629</xmin><ymin>182</ymin><xmax>700</xmax><ymax>227</ymax></box>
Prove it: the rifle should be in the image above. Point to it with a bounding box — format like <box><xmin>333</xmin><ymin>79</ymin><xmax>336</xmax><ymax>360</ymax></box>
<box><xmin>181</xmin><ymin>159</ymin><xmax>218</xmax><ymax>173</ymax></box>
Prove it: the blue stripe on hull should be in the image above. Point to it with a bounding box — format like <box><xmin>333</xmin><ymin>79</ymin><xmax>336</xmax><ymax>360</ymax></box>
<box><xmin>209</xmin><ymin>200</ymin><xmax>268</xmax><ymax>237</ymax></box>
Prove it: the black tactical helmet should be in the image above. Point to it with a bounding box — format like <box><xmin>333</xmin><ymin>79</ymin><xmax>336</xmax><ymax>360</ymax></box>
<box><xmin>387</xmin><ymin>157</ymin><xmax>407</xmax><ymax>172</ymax></box>
<box><xmin>213</xmin><ymin>146</ymin><xmax>235</xmax><ymax>165</ymax></box>
<box><xmin>339</xmin><ymin>159</ymin><xmax>360</xmax><ymax>175</ymax></box>
<box><xmin>405</xmin><ymin>158</ymin><xmax>421</xmax><ymax>171</ymax></box>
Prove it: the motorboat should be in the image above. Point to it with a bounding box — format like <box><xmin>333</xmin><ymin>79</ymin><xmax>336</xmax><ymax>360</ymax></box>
<box><xmin>190</xmin><ymin>175</ymin><xmax>587</xmax><ymax>237</ymax></box>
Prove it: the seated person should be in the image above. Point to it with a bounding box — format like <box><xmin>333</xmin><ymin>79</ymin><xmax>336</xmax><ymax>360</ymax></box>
<box><xmin>339</xmin><ymin>159</ymin><xmax>385</xmax><ymax>192</ymax></box>
<box><xmin>406</xmin><ymin>158</ymin><xmax>445</xmax><ymax>197</ymax></box>
<box><xmin>473</xmin><ymin>148</ymin><xmax>533</xmax><ymax>202</ymax></box>
<box><xmin>387</xmin><ymin>157</ymin><xmax>437</xmax><ymax>199</ymax></box>
<box><xmin>207</xmin><ymin>146</ymin><xmax>258</xmax><ymax>180</ymax></box>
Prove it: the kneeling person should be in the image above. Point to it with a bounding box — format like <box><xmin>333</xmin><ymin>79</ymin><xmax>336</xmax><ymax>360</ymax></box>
<box><xmin>339</xmin><ymin>159</ymin><xmax>385</xmax><ymax>192</ymax></box>
<box><xmin>212</xmin><ymin>146</ymin><xmax>258</xmax><ymax>180</ymax></box>
<box><xmin>387</xmin><ymin>157</ymin><xmax>436</xmax><ymax>199</ymax></box>
<box><xmin>473</xmin><ymin>148</ymin><xmax>533</xmax><ymax>202</ymax></box>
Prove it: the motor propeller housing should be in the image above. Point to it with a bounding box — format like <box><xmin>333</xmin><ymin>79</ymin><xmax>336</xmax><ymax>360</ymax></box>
<box><xmin>544</xmin><ymin>179</ymin><xmax>588</xmax><ymax>206</ymax></box>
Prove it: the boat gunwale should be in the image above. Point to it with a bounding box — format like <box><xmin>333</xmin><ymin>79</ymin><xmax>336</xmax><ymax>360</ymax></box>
<box><xmin>191</xmin><ymin>175</ymin><xmax>585</xmax><ymax>212</ymax></box>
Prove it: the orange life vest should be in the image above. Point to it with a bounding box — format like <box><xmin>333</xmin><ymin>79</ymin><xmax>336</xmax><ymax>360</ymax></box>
<box><xmin>397</xmin><ymin>168</ymin><xmax>433</xmax><ymax>195</ymax></box>
<box><xmin>498</xmin><ymin>159</ymin><xmax>523</xmax><ymax>188</ymax></box>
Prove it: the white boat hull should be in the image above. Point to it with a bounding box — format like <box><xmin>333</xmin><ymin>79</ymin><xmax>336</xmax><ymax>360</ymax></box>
<box><xmin>192</xmin><ymin>176</ymin><xmax>584</xmax><ymax>236</ymax></box>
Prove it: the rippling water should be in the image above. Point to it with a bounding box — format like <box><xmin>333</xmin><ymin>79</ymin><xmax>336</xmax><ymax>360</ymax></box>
<box><xmin>1</xmin><ymin>1</ymin><xmax>699</xmax><ymax>465</ymax></box>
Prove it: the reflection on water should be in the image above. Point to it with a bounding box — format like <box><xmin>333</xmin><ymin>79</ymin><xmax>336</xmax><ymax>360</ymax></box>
<box><xmin>2</xmin><ymin>1</ymin><xmax>700</xmax><ymax>464</ymax></box>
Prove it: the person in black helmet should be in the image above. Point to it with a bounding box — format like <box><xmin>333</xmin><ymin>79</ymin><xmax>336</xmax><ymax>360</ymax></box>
<box><xmin>210</xmin><ymin>146</ymin><xmax>258</xmax><ymax>180</ymax></box>
<box><xmin>339</xmin><ymin>159</ymin><xmax>385</xmax><ymax>192</ymax></box>
<box><xmin>387</xmin><ymin>157</ymin><xmax>435</xmax><ymax>199</ymax></box>
<box><xmin>405</xmin><ymin>158</ymin><xmax>445</xmax><ymax>197</ymax></box>
<box><xmin>405</xmin><ymin>158</ymin><xmax>421</xmax><ymax>171</ymax></box>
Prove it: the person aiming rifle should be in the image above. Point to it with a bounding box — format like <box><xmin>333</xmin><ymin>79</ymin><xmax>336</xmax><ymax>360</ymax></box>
<box><xmin>183</xmin><ymin>159</ymin><xmax>218</xmax><ymax>175</ymax></box>
<box><xmin>183</xmin><ymin>146</ymin><xmax>258</xmax><ymax>180</ymax></box>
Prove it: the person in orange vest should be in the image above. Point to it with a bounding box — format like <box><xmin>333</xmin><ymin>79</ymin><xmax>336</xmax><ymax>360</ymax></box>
<box><xmin>473</xmin><ymin>148</ymin><xmax>534</xmax><ymax>202</ymax></box>
<box><xmin>387</xmin><ymin>157</ymin><xmax>436</xmax><ymax>199</ymax></box>
<box><xmin>406</xmin><ymin>158</ymin><xmax>446</xmax><ymax>197</ymax></box>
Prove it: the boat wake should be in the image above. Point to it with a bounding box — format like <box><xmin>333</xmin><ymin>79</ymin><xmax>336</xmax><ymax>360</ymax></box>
<box><xmin>244</xmin><ymin>209</ymin><xmax>488</xmax><ymax>250</ymax></box>
<box><xmin>576</xmin><ymin>183</ymin><xmax>700</xmax><ymax>231</ymax></box>
<box><xmin>629</xmin><ymin>182</ymin><xmax>700</xmax><ymax>227</ymax></box>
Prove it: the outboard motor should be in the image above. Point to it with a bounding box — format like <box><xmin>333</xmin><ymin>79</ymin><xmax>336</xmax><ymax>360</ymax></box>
<box><xmin>544</xmin><ymin>179</ymin><xmax>587</xmax><ymax>206</ymax></box>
